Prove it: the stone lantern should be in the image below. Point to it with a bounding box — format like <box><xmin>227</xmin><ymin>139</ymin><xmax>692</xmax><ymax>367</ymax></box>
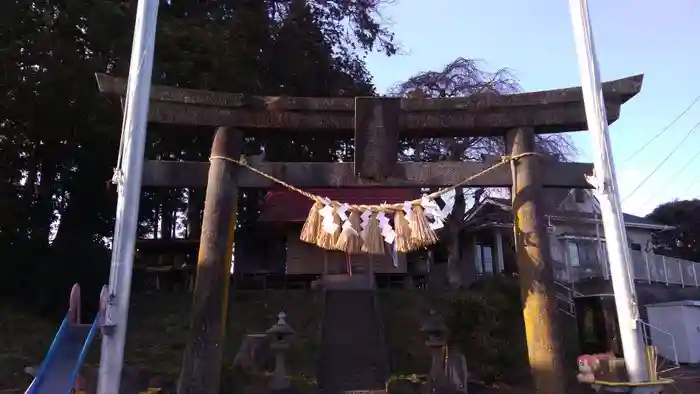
<box><xmin>266</xmin><ymin>311</ymin><xmax>296</xmax><ymax>391</ymax></box>
<box><xmin>420</xmin><ymin>310</ymin><xmax>449</xmax><ymax>391</ymax></box>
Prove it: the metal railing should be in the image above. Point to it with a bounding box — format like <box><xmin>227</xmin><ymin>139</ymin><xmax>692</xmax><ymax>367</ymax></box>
<box><xmin>554</xmin><ymin>282</ymin><xmax>680</xmax><ymax>372</ymax></box>
<box><xmin>554</xmin><ymin>280</ymin><xmax>583</xmax><ymax>317</ymax></box>
<box><xmin>640</xmin><ymin>320</ymin><xmax>679</xmax><ymax>371</ymax></box>
<box><xmin>554</xmin><ymin>249</ymin><xmax>700</xmax><ymax>287</ymax></box>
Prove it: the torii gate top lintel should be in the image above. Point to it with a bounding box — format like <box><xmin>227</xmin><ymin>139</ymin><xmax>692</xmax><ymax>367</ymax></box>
<box><xmin>94</xmin><ymin>73</ymin><xmax>643</xmax><ymax>189</ymax></box>
<box><xmin>95</xmin><ymin>73</ymin><xmax>643</xmax><ymax>136</ymax></box>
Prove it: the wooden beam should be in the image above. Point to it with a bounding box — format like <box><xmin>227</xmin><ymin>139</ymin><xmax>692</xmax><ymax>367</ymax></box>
<box><xmin>141</xmin><ymin>160</ymin><xmax>594</xmax><ymax>188</ymax></box>
<box><xmin>354</xmin><ymin>97</ymin><xmax>401</xmax><ymax>180</ymax></box>
<box><xmin>95</xmin><ymin>73</ymin><xmax>642</xmax><ymax>135</ymax></box>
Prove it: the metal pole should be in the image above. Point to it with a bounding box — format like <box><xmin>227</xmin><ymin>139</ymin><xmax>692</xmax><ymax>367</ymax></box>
<box><xmin>644</xmin><ymin>253</ymin><xmax>651</xmax><ymax>284</ymax></box>
<box><xmin>663</xmin><ymin>256</ymin><xmax>668</xmax><ymax>285</ymax></box>
<box><xmin>568</xmin><ymin>0</ymin><xmax>649</xmax><ymax>383</ymax></box>
<box><xmin>97</xmin><ymin>0</ymin><xmax>160</xmax><ymax>393</ymax></box>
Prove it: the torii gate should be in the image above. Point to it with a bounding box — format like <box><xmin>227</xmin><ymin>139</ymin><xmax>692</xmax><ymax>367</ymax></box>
<box><xmin>96</xmin><ymin>73</ymin><xmax>642</xmax><ymax>394</ymax></box>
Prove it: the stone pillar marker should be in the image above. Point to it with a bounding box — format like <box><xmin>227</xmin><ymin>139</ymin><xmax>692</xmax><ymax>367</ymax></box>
<box><xmin>266</xmin><ymin>311</ymin><xmax>296</xmax><ymax>391</ymax></box>
<box><xmin>420</xmin><ymin>310</ymin><xmax>449</xmax><ymax>391</ymax></box>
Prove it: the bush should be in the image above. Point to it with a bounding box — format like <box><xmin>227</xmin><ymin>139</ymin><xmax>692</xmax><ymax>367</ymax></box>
<box><xmin>379</xmin><ymin>277</ymin><xmax>529</xmax><ymax>384</ymax></box>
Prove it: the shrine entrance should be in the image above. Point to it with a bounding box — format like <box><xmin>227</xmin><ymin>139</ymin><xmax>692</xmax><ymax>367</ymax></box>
<box><xmin>96</xmin><ymin>72</ymin><xmax>643</xmax><ymax>394</ymax></box>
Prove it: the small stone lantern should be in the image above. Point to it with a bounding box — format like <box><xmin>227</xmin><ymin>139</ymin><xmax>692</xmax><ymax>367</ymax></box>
<box><xmin>266</xmin><ymin>311</ymin><xmax>296</xmax><ymax>391</ymax></box>
<box><xmin>420</xmin><ymin>310</ymin><xmax>449</xmax><ymax>390</ymax></box>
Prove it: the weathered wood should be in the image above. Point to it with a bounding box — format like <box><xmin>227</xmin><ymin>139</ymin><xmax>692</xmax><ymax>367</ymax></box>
<box><xmin>354</xmin><ymin>97</ymin><xmax>401</xmax><ymax>180</ymax></box>
<box><xmin>144</xmin><ymin>100</ymin><xmax>622</xmax><ymax>135</ymax></box>
<box><xmin>96</xmin><ymin>73</ymin><xmax>642</xmax><ymax>111</ymax></box>
<box><xmin>177</xmin><ymin>127</ymin><xmax>243</xmax><ymax>394</ymax></box>
<box><xmin>141</xmin><ymin>159</ymin><xmax>594</xmax><ymax>188</ymax></box>
<box><xmin>95</xmin><ymin>73</ymin><xmax>642</xmax><ymax>134</ymax></box>
<box><xmin>507</xmin><ymin>127</ymin><xmax>567</xmax><ymax>394</ymax></box>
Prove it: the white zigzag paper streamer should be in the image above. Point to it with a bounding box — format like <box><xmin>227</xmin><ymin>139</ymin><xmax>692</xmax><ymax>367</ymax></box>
<box><xmin>359</xmin><ymin>210</ymin><xmax>372</xmax><ymax>241</ymax></box>
<box><xmin>440</xmin><ymin>188</ymin><xmax>456</xmax><ymax>217</ymax></box>
<box><xmin>319</xmin><ymin>199</ymin><xmax>339</xmax><ymax>234</ymax></box>
<box><xmin>376</xmin><ymin>211</ymin><xmax>396</xmax><ymax>244</ymax></box>
<box><xmin>421</xmin><ymin>195</ymin><xmax>447</xmax><ymax>230</ymax></box>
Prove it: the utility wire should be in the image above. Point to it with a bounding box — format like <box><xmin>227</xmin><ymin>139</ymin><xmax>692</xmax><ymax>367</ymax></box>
<box><xmin>681</xmin><ymin>173</ymin><xmax>700</xmax><ymax>197</ymax></box>
<box><xmin>621</xmin><ymin>94</ymin><xmax>700</xmax><ymax>164</ymax></box>
<box><xmin>622</xmin><ymin>119</ymin><xmax>700</xmax><ymax>202</ymax></box>
<box><xmin>635</xmin><ymin>146</ymin><xmax>700</xmax><ymax>211</ymax></box>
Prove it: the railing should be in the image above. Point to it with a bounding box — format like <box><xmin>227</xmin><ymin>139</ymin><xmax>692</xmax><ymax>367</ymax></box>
<box><xmin>555</xmin><ymin>249</ymin><xmax>700</xmax><ymax>287</ymax></box>
<box><xmin>640</xmin><ymin>320</ymin><xmax>679</xmax><ymax>371</ymax></box>
<box><xmin>554</xmin><ymin>281</ymin><xmax>681</xmax><ymax>372</ymax></box>
<box><xmin>554</xmin><ymin>280</ymin><xmax>583</xmax><ymax>317</ymax></box>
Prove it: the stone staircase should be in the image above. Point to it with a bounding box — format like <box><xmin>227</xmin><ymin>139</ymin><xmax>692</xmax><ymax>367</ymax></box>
<box><xmin>318</xmin><ymin>289</ymin><xmax>389</xmax><ymax>394</ymax></box>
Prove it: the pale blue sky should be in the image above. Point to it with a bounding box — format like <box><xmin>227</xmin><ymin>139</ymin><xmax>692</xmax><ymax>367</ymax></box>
<box><xmin>365</xmin><ymin>0</ymin><xmax>700</xmax><ymax>217</ymax></box>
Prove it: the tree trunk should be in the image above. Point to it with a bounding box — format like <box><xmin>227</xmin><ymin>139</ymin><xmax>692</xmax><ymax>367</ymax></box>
<box><xmin>446</xmin><ymin>139</ymin><xmax>466</xmax><ymax>287</ymax></box>
<box><xmin>187</xmin><ymin>188</ymin><xmax>202</xmax><ymax>240</ymax></box>
<box><xmin>446</xmin><ymin>186</ymin><xmax>465</xmax><ymax>287</ymax></box>
<box><xmin>160</xmin><ymin>194</ymin><xmax>173</xmax><ymax>240</ymax></box>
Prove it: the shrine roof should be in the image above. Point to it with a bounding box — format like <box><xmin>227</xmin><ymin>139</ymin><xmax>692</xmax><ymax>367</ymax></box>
<box><xmin>258</xmin><ymin>188</ymin><xmax>419</xmax><ymax>223</ymax></box>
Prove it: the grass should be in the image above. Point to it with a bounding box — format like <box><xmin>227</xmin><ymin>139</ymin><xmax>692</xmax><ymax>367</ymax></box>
<box><xmin>1</xmin><ymin>279</ymin><xmax>541</xmax><ymax>393</ymax></box>
<box><xmin>0</xmin><ymin>289</ymin><xmax>323</xmax><ymax>392</ymax></box>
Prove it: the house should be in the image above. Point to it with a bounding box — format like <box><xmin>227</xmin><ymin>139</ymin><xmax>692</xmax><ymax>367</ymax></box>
<box><xmin>449</xmin><ymin>188</ymin><xmax>700</xmax><ymax>293</ymax></box>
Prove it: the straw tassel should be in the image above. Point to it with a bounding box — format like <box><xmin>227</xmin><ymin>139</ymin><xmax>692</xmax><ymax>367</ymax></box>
<box><xmin>361</xmin><ymin>212</ymin><xmax>385</xmax><ymax>254</ymax></box>
<box><xmin>409</xmin><ymin>205</ymin><xmax>438</xmax><ymax>248</ymax></box>
<box><xmin>335</xmin><ymin>210</ymin><xmax>363</xmax><ymax>253</ymax></box>
<box><xmin>393</xmin><ymin>210</ymin><xmax>414</xmax><ymax>253</ymax></box>
<box><xmin>300</xmin><ymin>200</ymin><xmax>323</xmax><ymax>244</ymax></box>
<box><xmin>316</xmin><ymin>211</ymin><xmax>341</xmax><ymax>250</ymax></box>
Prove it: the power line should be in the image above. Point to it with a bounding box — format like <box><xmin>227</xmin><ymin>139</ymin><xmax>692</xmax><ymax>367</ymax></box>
<box><xmin>621</xmin><ymin>94</ymin><xmax>700</xmax><ymax>164</ymax></box>
<box><xmin>681</xmin><ymin>169</ymin><xmax>700</xmax><ymax>197</ymax></box>
<box><xmin>635</xmin><ymin>146</ymin><xmax>700</xmax><ymax>211</ymax></box>
<box><xmin>622</xmin><ymin>119</ymin><xmax>700</xmax><ymax>202</ymax></box>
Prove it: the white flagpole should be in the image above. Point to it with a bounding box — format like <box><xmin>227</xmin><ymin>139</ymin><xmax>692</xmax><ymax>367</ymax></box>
<box><xmin>568</xmin><ymin>0</ymin><xmax>649</xmax><ymax>383</ymax></box>
<box><xmin>97</xmin><ymin>0</ymin><xmax>160</xmax><ymax>393</ymax></box>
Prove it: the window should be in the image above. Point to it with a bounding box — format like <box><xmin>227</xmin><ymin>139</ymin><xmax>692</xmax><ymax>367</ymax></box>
<box><xmin>475</xmin><ymin>244</ymin><xmax>494</xmax><ymax>274</ymax></box>
<box><xmin>567</xmin><ymin>240</ymin><xmax>599</xmax><ymax>268</ymax></box>
<box><xmin>630</xmin><ymin>242</ymin><xmax>642</xmax><ymax>251</ymax></box>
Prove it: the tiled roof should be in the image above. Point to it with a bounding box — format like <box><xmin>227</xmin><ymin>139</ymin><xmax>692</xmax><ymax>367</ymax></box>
<box><xmin>257</xmin><ymin>188</ymin><xmax>420</xmax><ymax>222</ymax></box>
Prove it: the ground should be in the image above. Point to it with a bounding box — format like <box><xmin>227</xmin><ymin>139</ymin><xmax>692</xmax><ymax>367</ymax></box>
<box><xmin>0</xmin><ymin>290</ymin><xmax>322</xmax><ymax>393</ymax></box>
<box><xmin>3</xmin><ymin>286</ymin><xmax>700</xmax><ymax>393</ymax></box>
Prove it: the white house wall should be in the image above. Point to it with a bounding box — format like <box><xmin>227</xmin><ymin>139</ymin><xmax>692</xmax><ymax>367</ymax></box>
<box><xmin>548</xmin><ymin>220</ymin><xmax>655</xmax><ymax>283</ymax></box>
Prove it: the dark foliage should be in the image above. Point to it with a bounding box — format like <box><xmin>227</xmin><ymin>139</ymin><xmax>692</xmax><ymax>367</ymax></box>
<box><xmin>648</xmin><ymin>199</ymin><xmax>700</xmax><ymax>261</ymax></box>
<box><xmin>0</xmin><ymin>0</ymin><xmax>396</xmax><ymax>312</ymax></box>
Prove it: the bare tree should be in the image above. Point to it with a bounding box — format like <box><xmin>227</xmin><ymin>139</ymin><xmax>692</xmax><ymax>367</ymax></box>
<box><xmin>391</xmin><ymin>57</ymin><xmax>576</xmax><ymax>162</ymax></box>
<box><xmin>391</xmin><ymin>57</ymin><xmax>576</xmax><ymax>287</ymax></box>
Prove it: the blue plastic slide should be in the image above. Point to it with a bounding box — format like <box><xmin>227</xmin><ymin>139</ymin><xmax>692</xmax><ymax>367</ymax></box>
<box><xmin>25</xmin><ymin>284</ymin><xmax>101</xmax><ymax>394</ymax></box>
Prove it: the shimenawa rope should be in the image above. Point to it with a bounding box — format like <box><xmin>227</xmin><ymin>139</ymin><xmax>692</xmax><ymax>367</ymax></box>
<box><xmin>208</xmin><ymin>152</ymin><xmax>539</xmax><ymax>253</ymax></box>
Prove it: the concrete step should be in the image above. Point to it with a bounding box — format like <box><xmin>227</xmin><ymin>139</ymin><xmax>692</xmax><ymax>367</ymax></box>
<box><xmin>318</xmin><ymin>290</ymin><xmax>388</xmax><ymax>394</ymax></box>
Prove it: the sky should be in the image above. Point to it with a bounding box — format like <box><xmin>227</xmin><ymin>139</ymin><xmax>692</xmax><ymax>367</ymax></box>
<box><xmin>364</xmin><ymin>0</ymin><xmax>700</xmax><ymax>217</ymax></box>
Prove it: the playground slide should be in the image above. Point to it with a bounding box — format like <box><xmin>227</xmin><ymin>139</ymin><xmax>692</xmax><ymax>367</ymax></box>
<box><xmin>25</xmin><ymin>284</ymin><xmax>102</xmax><ymax>394</ymax></box>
